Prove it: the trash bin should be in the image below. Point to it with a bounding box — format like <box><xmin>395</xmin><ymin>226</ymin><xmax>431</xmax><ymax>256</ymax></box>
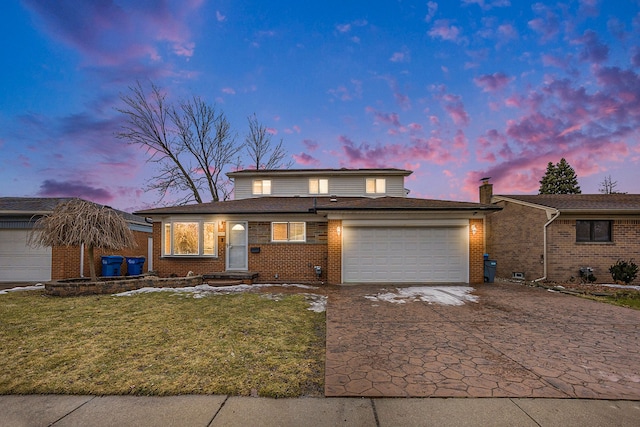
<box><xmin>484</xmin><ymin>259</ymin><xmax>497</xmax><ymax>283</ymax></box>
<box><xmin>101</xmin><ymin>255</ymin><xmax>124</xmax><ymax>277</ymax></box>
<box><xmin>126</xmin><ymin>256</ymin><xmax>146</xmax><ymax>276</ymax></box>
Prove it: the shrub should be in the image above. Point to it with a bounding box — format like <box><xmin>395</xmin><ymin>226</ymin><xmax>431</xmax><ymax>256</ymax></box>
<box><xmin>609</xmin><ymin>259</ymin><xmax>639</xmax><ymax>285</ymax></box>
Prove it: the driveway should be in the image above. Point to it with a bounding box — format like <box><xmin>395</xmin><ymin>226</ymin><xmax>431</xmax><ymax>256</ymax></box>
<box><xmin>325</xmin><ymin>282</ymin><xmax>640</xmax><ymax>398</ymax></box>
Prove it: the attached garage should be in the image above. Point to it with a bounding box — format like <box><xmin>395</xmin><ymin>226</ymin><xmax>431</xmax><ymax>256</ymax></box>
<box><xmin>342</xmin><ymin>221</ymin><xmax>469</xmax><ymax>284</ymax></box>
<box><xmin>0</xmin><ymin>229</ymin><xmax>52</xmax><ymax>282</ymax></box>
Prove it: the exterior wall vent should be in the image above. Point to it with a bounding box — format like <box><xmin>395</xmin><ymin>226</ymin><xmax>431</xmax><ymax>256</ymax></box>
<box><xmin>512</xmin><ymin>272</ymin><xmax>525</xmax><ymax>280</ymax></box>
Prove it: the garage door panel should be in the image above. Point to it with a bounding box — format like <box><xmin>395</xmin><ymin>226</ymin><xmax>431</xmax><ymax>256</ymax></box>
<box><xmin>0</xmin><ymin>230</ymin><xmax>52</xmax><ymax>282</ymax></box>
<box><xmin>343</xmin><ymin>226</ymin><xmax>468</xmax><ymax>283</ymax></box>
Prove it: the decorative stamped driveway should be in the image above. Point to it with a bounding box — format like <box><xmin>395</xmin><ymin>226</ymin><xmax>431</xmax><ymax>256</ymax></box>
<box><xmin>325</xmin><ymin>283</ymin><xmax>640</xmax><ymax>399</ymax></box>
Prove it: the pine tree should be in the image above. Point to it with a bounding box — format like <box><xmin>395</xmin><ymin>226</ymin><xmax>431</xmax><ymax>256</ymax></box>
<box><xmin>539</xmin><ymin>158</ymin><xmax>581</xmax><ymax>194</ymax></box>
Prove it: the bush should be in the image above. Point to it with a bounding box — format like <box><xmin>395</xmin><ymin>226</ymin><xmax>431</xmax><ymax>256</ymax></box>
<box><xmin>609</xmin><ymin>259</ymin><xmax>639</xmax><ymax>285</ymax></box>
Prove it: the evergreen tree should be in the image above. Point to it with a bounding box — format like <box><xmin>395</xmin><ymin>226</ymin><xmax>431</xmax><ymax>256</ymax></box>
<box><xmin>538</xmin><ymin>158</ymin><xmax>581</xmax><ymax>194</ymax></box>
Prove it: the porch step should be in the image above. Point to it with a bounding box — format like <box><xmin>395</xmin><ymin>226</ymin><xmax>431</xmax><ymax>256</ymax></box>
<box><xmin>203</xmin><ymin>271</ymin><xmax>259</xmax><ymax>285</ymax></box>
<box><xmin>205</xmin><ymin>279</ymin><xmax>244</xmax><ymax>287</ymax></box>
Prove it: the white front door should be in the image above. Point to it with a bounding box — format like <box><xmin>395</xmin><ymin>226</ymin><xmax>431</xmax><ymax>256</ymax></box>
<box><xmin>226</xmin><ymin>221</ymin><xmax>248</xmax><ymax>270</ymax></box>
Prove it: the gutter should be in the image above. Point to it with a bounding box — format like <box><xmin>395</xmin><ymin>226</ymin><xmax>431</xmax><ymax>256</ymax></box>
<box><xmin>533</xmin><ymin>209</ymin><xmax>561</xmax><ymax>283</ymax></box>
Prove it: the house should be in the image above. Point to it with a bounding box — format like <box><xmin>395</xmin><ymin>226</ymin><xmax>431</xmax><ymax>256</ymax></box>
<box><xmin>136</xmin><ymin>168</ymin><xmax>500</xmax><ymax>285</ymax></box>
<box><xmin>0</xmin><ymin>197</ymin><xmax>153</xmax><ymax>282</ymax></box>
<box><xmin>480</xmin><ymin>180</ymin><xmax>640</xmax><ymax>284</ymax></box>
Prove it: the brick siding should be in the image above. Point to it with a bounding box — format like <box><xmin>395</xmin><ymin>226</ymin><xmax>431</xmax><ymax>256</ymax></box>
<box><xmin>51</xmin><ymin>230</ymin><xmax>151</xmax><ymax>280</ymax></box>
<box><xmin>486</xmin><ymin>200</ymin><xmax>640</xmax><ymax>284</ymax></box>
<box><xmin>547</xmin><ymin>218</ymin><xmax>640</xmax><ymax>284</ymax></box>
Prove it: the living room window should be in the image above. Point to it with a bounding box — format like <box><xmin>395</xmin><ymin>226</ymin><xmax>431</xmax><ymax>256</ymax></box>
<box><xmin>162</xmin><ymin>220</ymin><xmax>217</xmax><ymax>256</ymax></box>
<box><xmin>366</xmin><ymin>178</ymin><xmax>386</xmax><ymax>194</ymax></box>
<box><xmin>576</xmin><ymin>220</ymin><xmax>612</xmax><ymax>242</ymax></box>
<box><xmin>272</xmin><ymin>222</ymin><xmax>306</xmax><ymax>242</ymax></box>
<box><xmin>252</xmin><ymin>179</ymin><xmax>272</xmax><ymax>195</ymax></box>
<box><xmin>309</xmin><ymin>178</ymin><xmax>329</xmax><ymax>194</ymax></box>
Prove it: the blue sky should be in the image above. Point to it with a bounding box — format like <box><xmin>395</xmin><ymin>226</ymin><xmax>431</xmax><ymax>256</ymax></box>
<box><xmin>1</xmin><ymin>0</ymin><xmax>639</xmax><ymax>211</ymax></box>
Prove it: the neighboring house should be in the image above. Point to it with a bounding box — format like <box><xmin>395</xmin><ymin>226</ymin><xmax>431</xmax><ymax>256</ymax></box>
<box><xmin>480</xmin><ymin>180</ymin><xmax>640</xmax><ymax>284</ymax></box>
<box><xmin>136</xmin><ymin>169</ymin><xmax>500</xmax><ymax>285</ymax></box>
<box><xmin>0</xmin><ymin>197</ymin><xmax>153</xmax><ymax>282</ymax></box>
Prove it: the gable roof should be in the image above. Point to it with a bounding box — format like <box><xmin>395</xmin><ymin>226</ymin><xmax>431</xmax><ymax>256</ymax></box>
<box><xmin>0</xmin><ymin>197</ymin><xmax>148</xmax><ymax>225</ymax></box>
<box><xmin>227</xmin><ymin>168</ymin><xmax>412</xmax><ymax>178</ymax></box>
<box><xmin>494</xmin><ymin>194</ymin><xmax>640</xmax><ymax>213</ymax></box>
<box><xmin>135</xmin><ymin>196</ymin><xmax>499</xmax><ymax>216</ymax></box>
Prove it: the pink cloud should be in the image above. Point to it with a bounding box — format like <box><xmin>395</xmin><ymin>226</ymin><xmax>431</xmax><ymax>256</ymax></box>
<box><xmin>441</xmin><ymin>94</ymin><xmax>470</xmax><ymax>126</ymax></box>
<box><xmin>216</xmin><ymin>10</ymin><xmax>226</xmax><ymax>22</ymax></box>
<box><xmin>221</xmin><ymin>87</ymin><xmax>235</xmax><ymax>94</ymax></box>
<box><xmin>37</xmin><ymin>179</ymin><xmax>114</xmax><ymax>204</ymax></box>
<box><xmin>575</xmin><ymin>30</ymin><xmax>609</xmax><ymax>64</ymax></box>
<box><xmin>474</xmin><ymin>72</ymin><xmax>512</xmax><ymax>92</ymax></box>
<box><xmin>302</xmin><ymin>139</ymin><xmax>318</xmax><ymax>151</ymax></box>
<box><xmin>428</xmin><ymin>20</ymin><xmax>466</xmax><ymax>44</ymax></box>
<box><xmin>528</xmin><ymin>3</ymin><xmax>560</xmax><ymax>43</ymax></box>
<box><xmin>462</xmin><ymin>0</ymin><xmax>511</xmax><ymax>10</ymax></box>
<box><xmin>425</xmin><ymin>2</ymin><xmax>438</xmax><ymax>23</ymax></box>
<box><xmin>293</xmin><ymin>152</ymin><xmax>320</xmax><ymax>166</ymax></box>
<box><xmin>266</xmin><ymin>127</ymin><xmax>278</xmax><ymax>135</ymax></box>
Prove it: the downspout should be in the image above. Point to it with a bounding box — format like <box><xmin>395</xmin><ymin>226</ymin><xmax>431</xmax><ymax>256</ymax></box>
<box><xmin>80</xmin><ymin>243</ymin><xmax>85</xmax><ymax>278</ymax></box>
<box><xmin>533</xmin><ymin>209</ymin><xmax>560</xmax><ymax>282</ymax></box>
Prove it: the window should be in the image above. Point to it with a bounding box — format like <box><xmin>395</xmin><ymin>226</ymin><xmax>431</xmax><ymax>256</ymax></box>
<box><xmin>252</xmin><ymin>179</ymin><xmax>271</xmax><ymax>195</ymax></box>
<box><xmin>576</xmin><ymin>220</ymin><xmax>612</xmax><ymax>242</ymax></box>
<box><xmin>163</xmin><ymin>220</ymin><xmax>217</xmax><ymax>256</ymax></box>
<box><xmin>272</xmin><ymin>222</ymin><xmax>306</xmax><ymax>242</ymax></box>
<box><xmin>366</xmin><ymin>178</ymin><xmax>386</xmax><ymax>194</ymax></box>
<box><xmin>309</xmin><ymin>178</ymin><xmax>329</xmax><ymax>194</ymax></box>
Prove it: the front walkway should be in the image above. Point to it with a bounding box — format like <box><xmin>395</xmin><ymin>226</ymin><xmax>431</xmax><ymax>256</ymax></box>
<box><xmin>325</xmin><ymin>283</ymin><xmax>640</xmax><ymax>398</ymax></box>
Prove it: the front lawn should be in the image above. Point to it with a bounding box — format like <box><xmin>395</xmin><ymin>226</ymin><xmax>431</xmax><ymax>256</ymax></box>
<box><xmin>0</xmin><ymin>290</ymin><xmax>325</xmax><ymax>397</ymax></box>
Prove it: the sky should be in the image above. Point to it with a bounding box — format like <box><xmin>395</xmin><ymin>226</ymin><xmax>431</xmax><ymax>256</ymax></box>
<box><xmin>1</xmin><ymin>0</ymin><xmax>639</xmax><ymax>212</ymax></box>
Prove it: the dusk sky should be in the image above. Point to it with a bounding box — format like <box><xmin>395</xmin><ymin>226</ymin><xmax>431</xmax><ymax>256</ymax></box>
<box><xmin>1</xmin><ymin>0</ymin><xmax>639</xmax><ymax>212</ymax></box>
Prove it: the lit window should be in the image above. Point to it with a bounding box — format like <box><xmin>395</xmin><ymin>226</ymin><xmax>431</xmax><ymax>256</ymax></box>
<box><xmin>253</xmin><ymin>179</ymin><xmax>272</xmax><ymax>195</ymax></box>
<box><xmin>309</xmin><ymin>178</ymin><xmax>329</xmax><ymax>194</ymax></box>
<box><xmin>272</xmin><ymin>222</ymin><xmax>306</xmax><ymax>242</ymax></box>
<box><xmin>162</xmin><ymin>220</ymin><xmax>218</xmax><ymax>256</ymax></box>
<box><xmin>576</xmin><ymin>220</ymin><xmax>612</xmax><ymax>242</ymax></box>
<box><xmin>366</xmin><ymin>178</ymin><xmax>386</xmax><ymax>194</ymax></box>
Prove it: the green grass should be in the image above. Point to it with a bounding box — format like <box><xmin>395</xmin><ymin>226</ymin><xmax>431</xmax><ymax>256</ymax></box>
<box><xmin>592</xmin><ymin>291</ymin><xmax>640</xmax><ymax>310</ymax></box>
<box><xmin>0</xmin><ymin>290</ymin><xmax>325</xmax><ymax>397</ymax></box>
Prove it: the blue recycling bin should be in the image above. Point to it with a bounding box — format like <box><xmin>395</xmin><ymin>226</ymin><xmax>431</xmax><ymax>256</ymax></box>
<box><xmin>484</xmin><ymin>259</ymin><xmax>497</xmax><ymax>283</ymax></box>
<box><xmin>126</xmin><ymin>256</ymin><xmax>146</xmax><ymax>276</ymax></box>
<box><xmin>101</xmin><ymin>255</ymin><xmax>124</xmax><ymax>277</ymax></box>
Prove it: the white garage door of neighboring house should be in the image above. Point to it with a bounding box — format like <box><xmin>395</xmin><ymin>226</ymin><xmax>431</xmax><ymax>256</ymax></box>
<box><xmin>342</xmin><ymin>226</ymin><xmax>469</xmax><ymax>283</ymax></box>
<box><xmin>0</xmin><ymin>230</ymin><xmax>52</xmax><ymax>282</ymax></box>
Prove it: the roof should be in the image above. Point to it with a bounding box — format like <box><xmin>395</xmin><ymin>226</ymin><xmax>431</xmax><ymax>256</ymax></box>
<box><xmin>0</xmin><ymin>197</ymin><xmax>148</xmax><ymax>225</ymax></box>
<box><xmin>495</xmin><ymin>194</ymin><xmax>640</xmax><ymax>213</ymax></box>
<box><xmin>135</xmin><ymin>196</ymin><xmax>499</xmax><ymax>216</ymax></box>
<box><xmin>227</xmin><ymin>168</ymin><xmax>412</xmax><ymax>178</ymax></box>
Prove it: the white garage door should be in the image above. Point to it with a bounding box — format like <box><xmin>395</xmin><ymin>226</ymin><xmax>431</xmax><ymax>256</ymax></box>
<box><xmin>0</xmin><ymin>230</ymin><xmax>52</xmax><ymax>282</ymax></box>
<box><xmin>342</xmin><ymin>226</ymin><xmax>468</xmax><ymax>283</ymax></box>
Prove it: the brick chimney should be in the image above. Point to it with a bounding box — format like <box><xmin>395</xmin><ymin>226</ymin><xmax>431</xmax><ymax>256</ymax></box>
<box><xmin>479</xmin><ymin>177</ymin><xmax>493</xmax><ymax>204</ymax></box>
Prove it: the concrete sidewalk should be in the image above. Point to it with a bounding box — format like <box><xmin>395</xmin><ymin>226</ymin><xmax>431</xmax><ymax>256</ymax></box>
<box><xmin>1</xmin><ymin>395</ymin><xmax>639</xmax><ymax>427</ymax></box>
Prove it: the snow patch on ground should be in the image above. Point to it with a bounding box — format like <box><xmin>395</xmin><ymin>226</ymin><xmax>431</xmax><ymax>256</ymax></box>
<box><xmin>599</xmin><ymin>284</ymin><xmax>640</xmax><ymax>291</ymax></box>
<box><xmin>114</xmin><ymin>283</ymin><xmax>326</xmax><ymax>312</ymax></box>
<box><xmin>364</xmin><ymin>286</ymin><xmax>478</xmax><ymax>306</ymax></box>
<box><xmin>0</xmin><ymin>284</ymin><xmax>45</xmax><ymax>295</ymax></box>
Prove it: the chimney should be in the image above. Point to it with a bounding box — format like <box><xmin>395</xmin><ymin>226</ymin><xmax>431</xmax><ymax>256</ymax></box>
<box><xmin>479</xmin><ymin>177</ymin><xmax>493</xmax><ymax>204</ymax></box>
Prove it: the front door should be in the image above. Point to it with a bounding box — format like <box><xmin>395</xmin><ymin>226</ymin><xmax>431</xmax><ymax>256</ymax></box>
<box><xmin>226</xmin><ymin>221</ymin><xmax>248</xmax><ymax>270</ymax></box>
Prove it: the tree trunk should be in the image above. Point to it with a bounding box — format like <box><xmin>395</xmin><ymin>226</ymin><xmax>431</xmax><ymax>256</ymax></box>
<box><xmin>88</xmin><ymin>245</ymin><xmax>97</xmax><ymax>281</ymax></box>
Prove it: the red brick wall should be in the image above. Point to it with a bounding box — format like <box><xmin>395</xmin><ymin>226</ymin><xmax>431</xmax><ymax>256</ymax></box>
<box><xmin>469</xmin><ymin>218</ymin><xmax>485</xmax><ymax>284</ymax></box>
<box><xmin>547</xmin><ymin>219</ymin><xmax>640</xmax><ymax>284</ymax></box>
<box><xmin>51</xmin><ymin>230</ymin><xmax>151</xmax><ymax>280</ymax></box>
<box><xmin>485</xmin><ymin>201</ymin><xmax>547</xmax><ymax>281</ymax></box>
<box><xmin>151</xmin><ymin>221</ymin><xmax>330</xmax><ymax>283</ymax></box>
<box><xmin>327</xmin><ymin>219</ymin><xmax>342</xmax><ymax>285</ymax></box>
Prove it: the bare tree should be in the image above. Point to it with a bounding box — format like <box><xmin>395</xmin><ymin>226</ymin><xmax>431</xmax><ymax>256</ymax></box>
<box><xmin>117</xmin><ymin>81</ymin><xmax>241</xmax><ymax>204</ymax></box>
<box><xmin>598</xmin><ymin>175</ymin><xmax>626</xmax><ymax>194</ymax></box>
<box><xmin>28</xmin><ymin>200</ymin><xmax>136</xmax><ymax>281</ymax></box>
<box><xmin>245</xmin><ymin>114</ymin><xmax>292</xmax><ymax>170</ymax></box>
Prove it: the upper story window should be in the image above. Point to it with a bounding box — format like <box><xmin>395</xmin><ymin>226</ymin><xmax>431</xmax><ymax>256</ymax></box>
<box><xmin>366</xmin><ymin>178</ymin><xmax>386</xmax><ymax>194</ymax></box>
<box><xmin>309</xmin><ymin>178</ymin><xmax>329</xmax><ymax>194</ymax></box>
<box><xmin>272</xmin><ymin>222</ymin><xmax>306</xmax><ymax>242</ymax></box>
<box><xmin>163</xmin><ymin>220</ymin><xmax>217</xmax><ymax>256</ymax></box>
<box><xmin>252</xmin><ymin>179</ymin><xmax>271</xmax><ymax>195</ymax></box>
<box><xmin>576</xmin><ymin>220</ymin><xmax>612</xmax><ymax>242</ymax></box>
